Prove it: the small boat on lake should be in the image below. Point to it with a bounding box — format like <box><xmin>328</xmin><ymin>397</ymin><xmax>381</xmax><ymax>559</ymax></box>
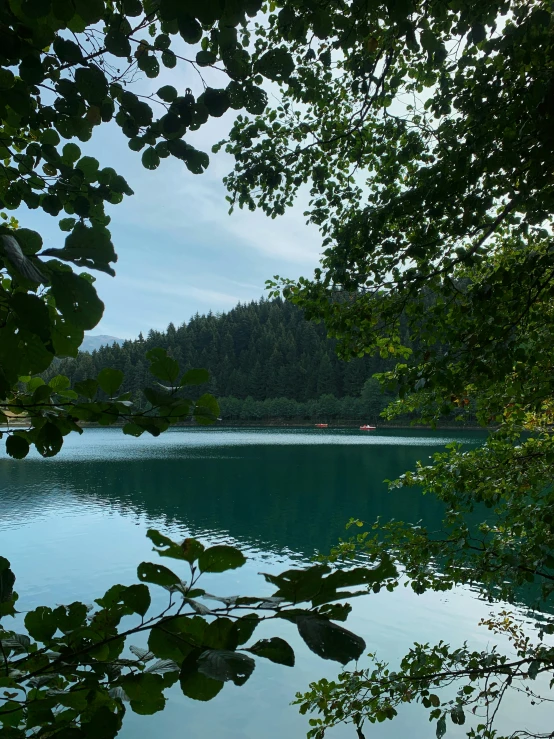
<box><xmin>315</xmin><ymin>423</ymin><xmax>329</xmax><ymax>428</ymax></box>
<box><xmin>359</xmin><ymin>425</ymin><xmax>377</xmax><ymax>430</ymax></box>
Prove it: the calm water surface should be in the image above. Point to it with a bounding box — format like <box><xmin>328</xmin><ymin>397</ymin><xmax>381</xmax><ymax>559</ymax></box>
<box><xmin>0</xmin><ymin>427</ymin><xmax>549</xmax><ymax>737</ymax></box>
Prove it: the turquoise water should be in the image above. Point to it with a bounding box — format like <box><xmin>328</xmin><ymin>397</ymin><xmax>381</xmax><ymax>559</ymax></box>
<box><xmin>0</xmin><ymin>427</ymin><xmax>549</xmax><ymax>737</ymax></box>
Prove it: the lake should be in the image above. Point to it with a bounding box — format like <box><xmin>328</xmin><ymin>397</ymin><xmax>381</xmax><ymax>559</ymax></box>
<box><xmin>0</xmin><ymin>427</ymin><xmax>549</xmax><ymax>737</ymax></box>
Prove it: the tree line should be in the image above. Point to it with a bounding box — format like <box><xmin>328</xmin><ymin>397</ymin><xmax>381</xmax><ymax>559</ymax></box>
<box><xmin>49</xmin><ymin>297</ymin><xmax>480</xmax><ymax>424</ymax></box>
<box><xmin>48</xmin><ymin>298</ymin><xmax>395</xmax><ymax>417</ymax></box>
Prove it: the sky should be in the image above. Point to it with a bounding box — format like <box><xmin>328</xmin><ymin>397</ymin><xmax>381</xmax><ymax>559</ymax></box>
<box><xmin>21</xmin><ymin>60</ymin><xmax>324</xmax><ymax>340</ymax></box>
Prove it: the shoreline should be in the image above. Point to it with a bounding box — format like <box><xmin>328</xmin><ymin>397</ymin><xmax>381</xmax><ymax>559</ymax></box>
<box><xmin>2</xmin><ymin>419</ymin><xmax>487</xmax><ymax>432</ymax></box>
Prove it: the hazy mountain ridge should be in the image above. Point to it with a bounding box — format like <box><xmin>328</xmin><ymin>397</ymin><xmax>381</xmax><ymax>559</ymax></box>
<box><xmin>81</xmin><ymin>335</ymin><xmax>123</xmax><ymax>353</ymax></box>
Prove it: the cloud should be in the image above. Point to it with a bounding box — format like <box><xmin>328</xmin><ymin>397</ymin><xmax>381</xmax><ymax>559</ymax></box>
<box><xmin>117</xmin><ymin>274</ymin><xmax>241</xmax><ymax>306</ymax></box>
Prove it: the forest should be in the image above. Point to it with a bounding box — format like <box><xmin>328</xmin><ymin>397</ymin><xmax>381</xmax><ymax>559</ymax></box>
<box><xmin>49</xmin><ymin>298</ymin><xmax>404</xmax><ymax>421</ymax></box>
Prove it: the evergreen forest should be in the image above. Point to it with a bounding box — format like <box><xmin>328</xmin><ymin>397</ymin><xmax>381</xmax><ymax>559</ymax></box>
<box><xmin>49</xmin><ymin>298</ymin><xmax>403</xmax><ymax>422</ymax></box>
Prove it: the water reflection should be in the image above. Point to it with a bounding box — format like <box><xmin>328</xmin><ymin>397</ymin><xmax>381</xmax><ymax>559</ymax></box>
<box><xmin>4</xmin><ymin>427</ymin><xmax>546</xmax><ymax>739</ymax></box>
<box><xmin>0</xmin><ymin>427</ymin><xmax>479</xmax><ymax>556</ymax></box>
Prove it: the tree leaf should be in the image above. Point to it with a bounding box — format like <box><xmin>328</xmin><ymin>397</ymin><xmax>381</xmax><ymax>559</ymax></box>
<box><xmin>198</xmin><ymin>545</ymin><xmax>246</xmax><ymax>573</ymax></box>
<box><xmin>197</xmin><ymin>649</ymin><xmax>255</xmax><ymax>685</ymax></box>
<box><xmin>74</xmin><ymin>378</ymin><xmax>98</xmax><ymax>399</ymax></box>
<box><xmin>75</xmin><ymin>66</ymin><xmax>108</xmax><ymax>104</ymax></box>
<box><xmin>24</xmin><ymin>606</ymin><xmax>57</xmax><ymax>642</ymax></box>
<box><xmin>247</xmin><ymin>637</ymin><xmax>295</xmax><ymax>666</ymax></box>
<box><xmin>254</xmin><ymin>48</ymin><xmax>294</xmax><ymax>82</ymax></box>
<box><xmin>0</xmin><ymin>558</ymin><xmax>16</xmax><ymax>604</ymax></box>
<box><xmin>157</xmin><ymin>85</ymin><xmax>178</xmax><ymax>102</ymax></box>
<box><xmin>194</xmin><ymin>393</ymin><xmax>219</xmax><ymax>425</ymax></box>
<box><xmin>149</xmin><ymin>354</ymin><xmax>179</xmax><ymax>383</ymax></box>
<box><xmin>6</xmin><ymin>434</ymin><xmax>30</xmax><ymax>460</ymax></box>
<box><xmin>97</xmin><ymin>368</ymin><xmax>124</xmax><ymax>396</ymax></box>
<box><xmin>50</xmin><ymin>270</ymin><xmax>104</xmax><ymax>331</ymax></box>
<box><xmin>36</xmin><ymin>422</ymin><xmax>63</xmax><ymax>458</ymax></box>
<box><xmin>130</xmin><ymin>645</ymin><xmax>155</xmax><ymax>662</ymax></box>
<box><xmin>137</xmin><ymin>562</ymin><xmax>181</xmax><ymax>587</ymax></box>
<box><xmin>296</xmin><ymin>615</ymin><xmax>365</xmax><ymax>664</ymax></box>
<box><xmin>199</xmin><ymin>88</ymin><xmax>230</xmax><ymax>118</ymax></box>
<box><xmin>122</xmin><ymin>584</ymin><xmax>151</xmax><ymax>617</ymax></box>
<box><xmin>145</xmin><ymin>659</ymin><xmax>180</xmax><ymax>674</ymax></box>
<box><xmin>120</xmin><ymin>673</ymin><xmax>166</xmax><ymax>714</ymax></box>
<box><xmin>142</xmin><ymin>147</ymin><xmax>160</xmax><ymax>170</ymax></box>
<box><xmin>181</xmin><ymin>538</ymin><xmax>205</xmax><ymax>563</ymax></box>
<box><xmin>180</xmin><ymin>652</ymin><xmax>223</xmax><ymax>701</ymax></box>
<box><xmin>180</xmin><ymin>368</ymin><xmax>210</xmax><ymax>385</ymax></box>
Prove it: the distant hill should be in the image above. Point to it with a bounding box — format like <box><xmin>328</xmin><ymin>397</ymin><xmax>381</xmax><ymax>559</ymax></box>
<box><xmin>53</xmin><ymin>298</ymin><xmax>391</xmax><ymax>401</ymax></box>
<box><xmin>47</xmin><ymin>299</ymin><xmax>477</xmax><ymax>424</ymax></box>
<box><xmin>81</xmin><ymin>335</ymin><xmax>123</xmax><ymax>353</ymax></box>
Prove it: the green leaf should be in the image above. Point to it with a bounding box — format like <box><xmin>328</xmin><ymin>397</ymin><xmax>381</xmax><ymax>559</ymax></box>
<box><xmin>149</xmin><ymin>616</ymin><xmax>207</xmax><ymax>662</ymax></box>
<box><xmin>451</xmin><ymin>705</ymin><xmax>465</xmax><ymax>725</ymax></box>
<box><xmin>148</xmin><ymin>352</ymin><xmax>180</xmax><ymax>383</ymax></box>
<box><xmin>123</xmin><ymin>0</ymin><xmax>142</xmax><ymax>15</ymax></box>
<box><xmin>24</xmin><ymin>606</ymin><xmax>57</xmax><ymax>642</ymax></box>
<box><xmin>196</xmin><ymin>50</ymin><xmax>217</xmax><ymax>66</ymax></box>
<box><xmin>50</xmin><ymin>270</ymin><xmax>104</xmax><ymax>331</ymax></box>
<box><xmin>54</xmin><ymin>37</ymin><xmax>83</xmax><ymax>64</ymax></box>
<box><xmin>262</xmin><ymin>563</ymin><xmax>330</xmax><ymax>603</ymax></box>
<box><xmin>120</xmin><ymin>673</ymin><xmax>166</xmax><ymax>714</ymax></box>
<box><xmin>199</xmin><ymin>88</ymin><xmax>230</xmax><ymax>118</ymax></box>
<box><xmin>138</xmin><ymin>54</ymin><xmax>160</xmax><ymax>79</ymax></box>
<box><xmin>198</xmin><ymin>545</ymin><xmax>246</xmax><ymax>573</ymax></box>
<box><xmin>194</xmin><ymin>393</ymin><xmax>219</xmax><ymax>425</ymax></box>
<box><xmin>197</xmin><ymin>649</ymin><xmax>255</xmax><ymax>686</ymax></box>
<box><xmin>162</xmin><ymin>49</ymin><xmax>177</xmax><ymax>68</ymax></box>
<box><xmin>180</xmin><ymin>655</ymin><xmax>223</xmax><ymax>701</ymax></box>
<box><xmin>235</xmin><ymin>614</ymin><xmax>259</xmax><ymax>645</ymax></box>
<box><xmin>247</xmin><ymin>637</ymin><xmax>295</xmax><ymax>666</ymax></box>
<box><xmin>0</xmin><ymin>69</ymin><xmax>15</xmax><ymax>90</ymax></box>
<box><xmin>470</xmin><ymin>23</ymin><xmax>486</xmax><ymax>44</ymax></box>
<box><xmin>43</xmin><ymin>222</ymin><xmax>116</xmax><ymax>274</ymax></box>
<box><xmin>62</xmin><ymin>143</ymin><xmax>81</xmax><ymax>164</ymax></box>
<box><xmin>36</xmin><ymin>422</ymin><xmax>63</xmax><ymax>457</ymax></box>
<box><xmin>0</xmin><ymin>558</ymin><xmax>16</xmax><ymax>604</ymax></box>
<box><xmin>147</xmin><ymin>529</ymin><xmax>187</xmax><ymax>560</ymax></box>
<box><xmin>123</xmin><ymin>422</ymin><xmax>144</xmax><ymax>437</ymax></box>
<box><xmin>178</xmin><ymin>14</ymin><xmax>202</xmax><ymax>43</ymax></box>
<box><xmin>76</xmin><ymin>155</ymin><xmax>100</xmax><ymax>181</ymax></box>
<box><xmin>296</xmin><ymin>615</ymin><xmax>365</xmax><ymax>664</ymax></box>
<box><xmin>10</xmin><ymin>293</ymin><xmax>51</xmax><ymax>342</ymax></box>
<box><xmin>53</xmin><ymin>601</ymin><xmax>88</xmax><ymax>633</ymax></box>
<box><xmin>75</xmin><ymin>378</ymin><xmax>98</xmax><ymax>399</ymax></box>
<box><xmin>254</xmin><ymin>48</ymin><xmax>295</xmax><ymax>82</ymax></box>
<box><xmin>75</xmin><ymin>66</ymin><xmax>108</xmax><ymax>104</ymax></box>
<box><xmin>59</xmin><ymin>217</ymin><xmax>77</xmax><ymax>232</ymax></box>
<box><xmin>142</xmin><ymin>147</ymin><xmax>160</xmax><ymax>170</ymax></box>
<box><xmin>49</xmin><ymin>375</ymin><xmax>70</xmax><ymax>392</ymax></box>
<box><xmin>528</xmin><ymin>660</ymin><xmax>540</xmax><ymax>680</ymax></box>
<box><xmin>181</xmin><ymin>538</ymin><xmax>205</xmax><ymax>564</ymax></box>
<box><xmin>157</xmin><ymin>85</ymin><xmax>178</xmax><ymax>102</ymax></box>
<box><xmin>137</xmin><ymin>562</ymin><xmax>181</xmax><ymax>587</ymax></box>
<box><xmin>145</xmin><ymin>658</ymin><xmax>180</xmax><ymax>674</ymax></box>
<box><xmin>41</xmin><ymin>129</ymin><xmax>60</xmax><ymax>146</ymax></box>
<box><xmin>105</xmin><ymin>30</ymin><xmax>132</xmax><ymax>57</ymax></box>
<box><xmin>97</xmin><ymin>368</ymin><xmax>124</xmax><ymax>396</ymax></box>
<box><xmin>436</xmin><ymin>715</ymin><xmax>447</xmax><ymax>738</ymax></box>
<box><xmin>14</xmin><ymin>228</ymin><xmax>43</xmax><ymax>255</ymax></box>
<box><xmin>149</xmin><ymin>626</ymin><xmax>190</xmax><ymax>662</ymax></box>
<box><xmin>180</xmin><ymin>368</ymin><xmax>209</xmax><ymax>385</ymax></box>
<box><xmin>6</xmin><ymin>434</ymin><xmax>30</xmax><ymax>460</ymax></box>
<box><xmin>123</xmin><ymin>584</ymin><xmax>151</xmax><ymax>617</ymax></box>
<box><xmin>74</xmin><ymin>0</ymin><xmax>104</xmax><ymax>23</ymax></box>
